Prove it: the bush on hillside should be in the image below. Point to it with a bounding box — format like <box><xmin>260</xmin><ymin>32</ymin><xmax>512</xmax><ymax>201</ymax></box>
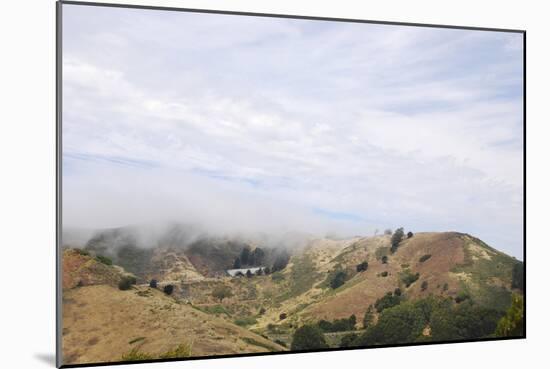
<box><xmin>95</xmin><ymin>254</ymin><xmax>113</xmax><ymax>265</ymax></box>
<box><xmin>330</xmin><ymin>271</ymin><xmax>348</xmax><ymax>289</ymax></box>
<box><xmin>149</xmin><ymin>279</ymin><xmax>158</xmax><ymax>288</ymax></box>
<box><xmin>400</xmin><ymin>269</ymin><xmax>420</xmax><ymax>288</ymax></box>
<box><xmin>212</xmin><ymin>285</ymin><xmax>233</xmax><ymax>302</ymax></box>
<box><xmin>407</xmin><ymin>231</ymin><xmax>414</xmax><ymax>238</ymax></box>
<box><xmin>390</xmin><ymin>227</ymin><xmax>405</xmax><ymax>254</ymax></box>
<box><xmin>356</xmin><ymin>261</ymin><xmax>369</xmax><ymax>272</ymax></box>
<box><xmin>419</xmin><ymin>254</ymin><xmax>432</xmax><ymax>263</ymax></box>
<box><xmin>163</xmin><ymin>284</ymin><xmax>174</xmax><ymax>295</ymax></box>
<box><xmin>118</xmin><ymin>276</ymin><xmax>137</xmax><ymax>291</ymax></box>
<box><xmin>291</xmin><ymin>325</ymin><xmax>328</xmax><ymax>350</ymax></box>
<box><xmin>375</xmin><ymin>292</ymin><xmax>402</xmax><ymax>313</ymax></box>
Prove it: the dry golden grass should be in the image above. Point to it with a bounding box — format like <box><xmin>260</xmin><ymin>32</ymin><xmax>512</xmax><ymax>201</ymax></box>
<box><xmin>62</xmin><ymin>285</ymin><xmax>285</xmax><ymax>365</ymax></box>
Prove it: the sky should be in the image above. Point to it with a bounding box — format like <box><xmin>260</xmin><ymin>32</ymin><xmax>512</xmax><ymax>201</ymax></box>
<box><xmin>62</xmin><ymin>4</ymin><xmax>524</xmax><ymax>258</ymax></box>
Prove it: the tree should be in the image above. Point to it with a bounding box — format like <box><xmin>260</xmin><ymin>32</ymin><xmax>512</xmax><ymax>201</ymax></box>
<box><xmin>149</xmin><ymin>279</ymin><xmax>158</xmax><ymax>288</ymax></box>
<box><xmin>163</xmin><ymin>284</ymin><xmax>174</xmax><ymax>295</ymax></box>
<box><xmin>407</xmin><ymin>231</ymin><xmax>414</xmax><ymax>238</ymax></box>
<box><xmin>330</xmin><ymin>271</ymin><xmax>348</xmax><ymax>289</ymax></box>
<box><xmin>233</xmin><ymin>257</ymin><xmax>241</xmax><ymax>269</ymax></box>
<box><xmin>375</xmin><ymin>292</ymin><xmax>401</xmax><ymax>313</ymax></box>
<box><xmin>390</xmin><ymin>227</ymin><xmax>405</xmax><ymax>253</ymax></box>
<box><xmin>363</xmin><ymin>305</ymin><xmax>375</xmax><ymax>329</ymax></box>
<box><xmin>255</xmin><ymin>268</ymin><xmax>264</xmax><ymax>276</ymax></box>
<box><xmin>381</xmin><ymin>255</ymin><xmax>388</xmax><ymax>264</ymax></box>
<box><xmin>240</xmin><ymin>246</ymin><xmax>251</xmax><ymax>266</ymax></box>
<box><xmin>252</xmin><ymin>247</ymin><xmax>265</xmax><ymax>266</ymax></box>
<box><xmin>495</xmin><ymin>294</ymin><xmax>524</xmax><ymax>337</ymax></box>
<box><xmin>511</xmin><ymin>262</ymin><xmax>524</xmax><ymax>292</ymax></box>
<box><xmin>272</xmin><ymin>250</ymin><xmax>290</xmax><ymax>272</ymax></box>
<box><xmin>421</xmin><ymin>281</ymin><xmax>428</xmax><ymax>291</ymax></box>
<box><xmin>340</xmin><ymin>333</ymin><xmax>358</xmax><ymax>347</ymax></box>
<box><xmin>263</xmin><ymin>266</ymin><xmax>271</xmax><ymax>275</ymax></box>
<box><xmin>118</xmin><ymin>276</ymin><xmax>136</xmax><ymax>291</ymax></box>
<box><xmin>356</xmin><ymin>261</ymin><xmax>369</xmax><ymax>272</ymax></box>
<box><xmin>212</xmin><ymin>285</ymin><xmax>233</xmax><ymax>302</ymax></box>
<box><xmin>246</xmin><ymin>269</ymin><xmax>253</xmax><ymax>278</ymax></box>
<box><xmin>291</xmin><ymin>325</ymin><xmax>328</xmax><ymax>350</ymax></box>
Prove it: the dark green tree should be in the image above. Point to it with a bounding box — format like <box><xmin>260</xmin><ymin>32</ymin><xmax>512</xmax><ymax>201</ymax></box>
<box><xmin>233</xmin><ymin>257</ymin><xmax>241</xmax><ymax>269</ymax></box>
<box><xmin>390</xmin><ymin>227</ymin><xmax>405</xmax><ymax>253</ymax></box>
<box><xmin>291</xmin><ymin>325</ymin><xmax>328</xmax><ymax>350</ymax></box>
<box><xmin>240</xmin><ymin>246</ymin><xmax>251</xmax><ymax>266</ymax></box>
<box><xmin>356</xmin><ymin>261</ymin><xmax>369</xmax><ymax>272</ymax></box>
<box><xmin>330</xmin><ymin>271</ymin><xmax>348</xmax><ymax>289</ymax></box>
<box><xmin>163</xmin><ymin>284</ymin><xmax>174</xmax><ymax>295</ymax></box>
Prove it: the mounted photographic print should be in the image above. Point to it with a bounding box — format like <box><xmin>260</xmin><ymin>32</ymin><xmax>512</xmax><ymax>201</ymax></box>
<box><xmin>57</xmin><ymin>1</ymin><xmax>525</xmax><ymax>367</ymax></box>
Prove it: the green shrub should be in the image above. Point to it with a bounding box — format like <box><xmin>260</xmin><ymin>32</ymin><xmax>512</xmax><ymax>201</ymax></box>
<box><xmin>163</xmin><ymin>284</ymin><xmax>174</xmax><ymax>295</ymax></box>
<box><xmin>212</xmin><ymin>285</ymin><xmax>233</xmax><ymax>302</ymax></box>
<box><xmin>374</xmin><ymin>292</ymin><xmax>401</xmax><ymax>313</ymax></box>
<box><xmin>390</xmin><ymin>227</ymin><xmax>405</xmax><ymax>253</ymax></box>
<box><xmin>400</xmin><ymin>269</ymin><xmax>420</xmax><ymax>287</ymax></box>
<box><xmin>421</xmin><ymin>281</ymin><xmax>428</xmax><ymax>291</ymax></box>
<box><xmin>159</xmin><ymin>343</ymin><xmax>192</xmax><ymax>359</ymax></box>
<box><xmin>74</xmin><ymin>248</ymin><xmax>90</xmax><ymax>256</ymax></box>
<box><xmin>340</xmin><ymin>333</ymin><xmax>358</xmax><ymax>347</ymax></box>
<box><xmin>317</xmin><ymin>315</ymin><xmax>356</xmax><ymax>332</ymax></box>
<box><xmin>149</xmin><ymin>279</ymin><xmax>157</xmax><ymax>288</ymax></box>
<box><xmin>419</xmin><ymin>254</ymin><xmax>432</xmax><ymax>263</ymax></box>
<box><xmin>234</xmin><ymin>316</ymin><xmax>258</xmax><ymax>327</ymax></box>
<box><xmin>356</xmin><ymin>261</ymin><xmax>369</xmax><ymax>272</ymax></box>
<box><xmin>121</xmin><ymin>348</ymin><xmax>153</xmax><ymax>361</ymax></box>
<box><xmin>291</xmin><ymin>325</ymin><xmax>328</xmax><ymax>350</ymax></box>
<box><xmin>455</xmin><ymin>291</ymin><xmax>470</xmax><ymax>303</ymax></box>
<box><xmin>380</xmin><ymin>271</ymin><xmax>388</xmax><ymax>277</ymax></box>
<box><xmin>95</xmin><ymin>254</ymin><xmax>113</xmax><ymax>265</ymax></box>
<box><xmin>495</xmin><ymin>294</ymin><xmax>524</xmax><ymax>337</ymax></box>
<box><xmin>381</xmin><ymin>255</ymin><xmax>388</xmax><ymax>264</ymax></box>
<box><xmin>330</xmin><ymin>271</ymin><xmax>348</xmax><ymax>289</ymax></box>
<box><xmin>118</xmin><ymin>276</ymin><xmax>137</xmax><ymax>291</ymax></box>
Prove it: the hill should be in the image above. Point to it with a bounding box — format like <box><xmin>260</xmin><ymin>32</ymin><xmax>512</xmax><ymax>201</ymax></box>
<box><xmin>61</xmin><ymin>250</ymin><xmax>284</xmax><ymax>365</ymax></box>
<box><xmin>61</xmin><ymin>229</ymin><xmax>524</xmax><ymax>361</ymax></box>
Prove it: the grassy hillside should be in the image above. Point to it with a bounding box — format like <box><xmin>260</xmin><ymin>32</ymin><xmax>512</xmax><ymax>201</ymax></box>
<box><xmin>62</xmin><ymin>230</ymin><xmax>523</xmax><ymax>363</ymax></box>
<box><xmin>61</xmin><ymin>249</ymin><xmax>285</xmax><ymax>365</ymax></box>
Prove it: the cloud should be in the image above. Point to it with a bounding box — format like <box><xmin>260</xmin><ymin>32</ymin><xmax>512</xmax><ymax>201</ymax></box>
<box><xmin>61</xmin><ymin>4</ymin><xmax>524</xmax><ymax>258</ymax></box>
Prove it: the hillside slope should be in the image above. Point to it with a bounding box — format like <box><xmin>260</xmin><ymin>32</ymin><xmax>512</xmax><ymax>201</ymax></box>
<box><xmin>61</xmin><ymin>250</ymin><xmax>285</xmax><ymax>365</ymax></box>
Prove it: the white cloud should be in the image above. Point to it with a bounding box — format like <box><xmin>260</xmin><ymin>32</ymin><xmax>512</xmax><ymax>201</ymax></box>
<box><xmin>61</xmin><ymin>4</ymin><xmax>524</xmax><ymax>258</ymax></box>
